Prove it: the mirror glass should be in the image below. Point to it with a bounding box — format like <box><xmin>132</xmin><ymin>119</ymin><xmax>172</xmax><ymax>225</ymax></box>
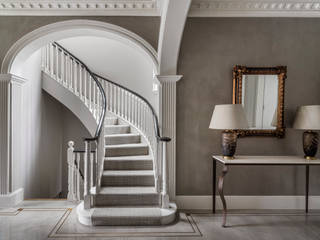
<box><xmin>241</xmin><ymin>74</ymin><xmax>278</xmax><ymax>129</ymax></box>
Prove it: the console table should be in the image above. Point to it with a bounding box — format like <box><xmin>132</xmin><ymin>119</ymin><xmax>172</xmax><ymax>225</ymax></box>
<box><xmin>212</xmin><ymin>155</ymin><xmax>320</xmax><ymax>227</ymax></box>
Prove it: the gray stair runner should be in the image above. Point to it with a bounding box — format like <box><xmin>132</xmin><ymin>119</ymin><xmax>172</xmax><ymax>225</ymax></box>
<box><xmin>91</xmin><ymin>117</ymin><xmax>166</xmax><ymax>225</ymax></box>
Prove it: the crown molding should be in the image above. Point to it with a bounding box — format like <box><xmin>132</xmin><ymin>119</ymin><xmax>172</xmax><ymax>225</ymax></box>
<box><xmin>0</xmin><ymin>0</ymin><xmax>160</xmax><ymax>16</ymax></box>
<box><xmin>189</xmin><ymin>0</ymin><xmax>320</xmax><ymax>17</ymax></box>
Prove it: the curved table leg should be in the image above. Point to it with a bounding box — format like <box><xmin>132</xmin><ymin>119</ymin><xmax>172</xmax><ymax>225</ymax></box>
<box><xmin>218</xmin><ymin>165</ymin><xmax>228</xmax><ymax>227</ymax></box>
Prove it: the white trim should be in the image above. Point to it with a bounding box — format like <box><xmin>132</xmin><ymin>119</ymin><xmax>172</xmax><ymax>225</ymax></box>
<box><xmin>0</xmin><ymin>74</ymin><xmax>27</xmax><ymax>84</ymax></box>
<box><xmin>156</xmin><ymin>74</ymin><xmax>183</xmax><ymax>201</ymax></box>
<box><xmin>189</xmin><ymin>0</ymin><xmax>320</xmax><ymax>17</ymax></box>
<box><xmin>0</xmin><ymin>0</ymin><xmax>160</xmax><ymax>16</ymax></box>
<box><xmin>1</xmin><ymin>19</ymin><xmax>158</xmax><ymax>74</ymax></box>
<box><xmin>158</xmin><ymin>0</ymin><xmax>192</xmax><ymax>75</ymax></box>
<box><xmin>176</xmin><ymin>195</ymin><xmax>320</xmax><ymax>210</ymax></box>
<box><xmin>0</xmin><ymin>188</ymin><xmax>24</xmax><ymax>207</ymax></box>
<box><xmin>156</xmin><ymin>75</ymin><xmax>183</xmax><ymax>83</ymax></box>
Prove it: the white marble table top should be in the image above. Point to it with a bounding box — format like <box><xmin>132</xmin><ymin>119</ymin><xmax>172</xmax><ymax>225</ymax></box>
<box><xmin>212</xmin><ymin>155</ymin><xmax>320</xmax><ymax>165</ymax></box>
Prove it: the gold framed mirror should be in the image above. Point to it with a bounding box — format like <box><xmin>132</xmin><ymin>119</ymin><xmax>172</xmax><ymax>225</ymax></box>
<box><xmin>232</xmin><ymin>66</ymin><xmax>286</xmax><ymax>137</ymax></box>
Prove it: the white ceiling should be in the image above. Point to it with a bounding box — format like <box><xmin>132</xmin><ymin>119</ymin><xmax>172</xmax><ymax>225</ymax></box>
<box><xmin>1</xmin><ymin>0</ymin><xmax>320</xmax><ymax>17</ymax></box>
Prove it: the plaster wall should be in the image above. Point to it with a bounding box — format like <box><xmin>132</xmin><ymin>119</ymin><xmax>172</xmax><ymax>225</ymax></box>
<box><xmin>177</xmin><ymin>18</ymin><xmax>320</xmax><ymax>196</ymax></box>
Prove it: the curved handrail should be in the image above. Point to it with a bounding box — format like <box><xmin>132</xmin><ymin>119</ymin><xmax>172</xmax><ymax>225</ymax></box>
<box><xmin>53</xmin><ymin>42</ymin><xmax>106</xmax><ymax>142</ymax></box>
<box><xmin>94</xmin><ymin>73</ymin><xmax>171</xmax><ymax>143</ymax></box>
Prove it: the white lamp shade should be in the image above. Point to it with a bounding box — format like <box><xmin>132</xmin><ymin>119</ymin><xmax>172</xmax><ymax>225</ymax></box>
<box><xmin>209</xmin><ymin>104</ymin><xmax>249</xmax><ymax>130</ymax></box>
<box><xmin>293</xmin><ymin>105</ymin><xmax>320</xmax><ymax>130</ymax></box>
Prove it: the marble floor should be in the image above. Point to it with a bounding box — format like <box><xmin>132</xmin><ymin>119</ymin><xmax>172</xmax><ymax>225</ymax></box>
<box><xmin>1</xmin><ymin>200</ymin><xmax>320</xmax><ymax>240</ymax></box>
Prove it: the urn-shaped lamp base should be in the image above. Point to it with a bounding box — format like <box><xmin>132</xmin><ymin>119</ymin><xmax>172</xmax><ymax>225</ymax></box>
<box><xmin>303</xmin><ymin>131</ymin><xmax>319</xmax><ymax>160</ymax></box>
<box><xmin>221</xmin><ymin>131</ymin><xmax>237</xmax><ymax>159</ymax></box>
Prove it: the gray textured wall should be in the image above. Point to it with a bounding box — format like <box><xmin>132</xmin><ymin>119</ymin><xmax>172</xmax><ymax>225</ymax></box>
<box><xmin>0</xmin><ymin>16</ymin><xmax>160</xmax><ymax>67</ymax></box>
<box><xmin>177</xmin><ymin>18</ymin><xmax>320</xmax><ymax>196</ymax></box>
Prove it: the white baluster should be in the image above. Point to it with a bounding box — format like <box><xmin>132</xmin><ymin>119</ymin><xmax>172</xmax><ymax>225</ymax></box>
<box><xmin>79</xmin><ymin>67</ymin><xmax>83</xmax><ymax>100</ymax></box>
<box><xmin>45</xmin><ymin>45</ymin><xmax>49</xmax><ymax>72</ymax></box>
<box><xmin>55</xmin><ymin>46</ymin><xmax>59</xmax><ymax>80</ymax></box>
<box><xmin>117</xmin><ymin>87</ymin><xmax>120</xmax><ymax>115</ymax></box>
<box><xmin>90</xmin><ymin>150</ymin><xmax>94</xmax><ymax>189</ymax></box>
<box><xmin>74</xmin><ymin>62</ymin><xmax>78</xmax><ymax>95</ymax></box>
<box><xmin>93</xmin><ymin>83</ymin><xmax>96</xmax><ymax>118</ymax></box>
<box><xmin>89</xmin><ymin>75</ymin><xmax>92</xmax><ymax>111</ymax></box>
<box><xmin>60</xmin><ymin>49</ymin><xmax>64</xmax><ymax>82</ymax></box>
<box><xmin>124</xmin><ymin>91</ymin><xmax>128</xmax><ymax>120</ymax></box>
<box><xmin>50</xmin><ymin>44</ymin><xmax>54</xmax><ymax>76</ymax></box>
<box><xmin>97</xmin><ymin>88</ymin><xmax>100</xmax><ymax>121</ymax></box>
<box><xmin>76</xmin><ymin>152</ymin><xmax>81</xmax><ymax>201</ymax></box>
<box><xmin>63</xmin><ymin>54</ymin><xmax>67</xmax><ymax>86</ymax></box>
<box><xmin>84</xmin><ymin>71</ymin><xmax>87</xmax><ymax>105</ymax></box>
<box><xmin>69</xmin><ymin>58</ymin><xmax>72</xmax><ymax>89</ymax></box>
<box><xmin>84</xmin><ymin>141</ymin><xmax>90</xmax><ymax>209</ymax></box>
<box><xmin>110</xmin><ymin>85</ymin><xmax>113</xmax><ymax>113</ymax></box>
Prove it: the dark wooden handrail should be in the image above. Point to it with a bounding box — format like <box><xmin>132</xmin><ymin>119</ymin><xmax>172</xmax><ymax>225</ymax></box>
<box><xmin>53</xmin><ymin>42</ymin><xmax>106</xmax><ymax>142</ymax></box>
<box><xmin>53</xmin><ymin>41</ymin><xmax>170</xmax><ymax>143</ymax></box>
<box><xmin>94</xmin><ymin>73</ymin><xmax>171</xmax><ymax>142</ymax></box>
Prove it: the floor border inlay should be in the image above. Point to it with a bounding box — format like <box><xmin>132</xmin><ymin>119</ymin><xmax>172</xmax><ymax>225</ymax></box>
<box><xmin>49</xmin><ymin>211</ymin><xmax>202</xmax><ymax>238</ymax></box>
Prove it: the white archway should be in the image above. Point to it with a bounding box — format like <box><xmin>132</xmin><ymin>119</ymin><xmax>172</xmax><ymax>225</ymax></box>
<box><xmin>0</xmin><ymin>19</ymin><xmax>161</xmax><ymax>201</ymax></box>
<box><xmin>1</xmin><ymin>19</ymin><xmax>159</xmax><ymax>74</ymax></box>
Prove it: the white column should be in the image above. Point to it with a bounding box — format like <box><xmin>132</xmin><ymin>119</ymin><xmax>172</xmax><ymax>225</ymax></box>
<box><xmin>156</xmin><ymin>75</ymin><xmax>182</xmax><ymax>201</ymax></box>
<box><xmin>0</xmin><ymin>74</ymin><xmax>26</xmax><ymax>207</ymax></box>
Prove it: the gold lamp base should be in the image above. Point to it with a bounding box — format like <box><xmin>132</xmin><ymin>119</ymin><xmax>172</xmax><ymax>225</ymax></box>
<box><xmin>223</xmin><ymin>156</ymin><xmax>235</xmax><ymax>160</ymax></box>
<box><xmin>305</xmin><ymin>156</ymin><xmax>317</xmax><ymax>160</ymax></box>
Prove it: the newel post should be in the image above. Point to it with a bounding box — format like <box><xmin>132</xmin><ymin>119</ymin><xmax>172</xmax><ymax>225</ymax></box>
<box><xmin>83</xmin><ymin>140</ymin><xmax>91</xmax><ymax>209</ymax></box>
<box><xmin>161</xmin><ymin>140</ymin><xmax>169</xmax><ymax>208</ymax></box>
<box><xmin>156</xmin><ymin>75</ymin><xmax>182</xmax><ymax>201</ymax></box>
<box><xmin>67</xmin><ymin>141</ymin><xmax>75</xmax><ymax>201</ymax></box>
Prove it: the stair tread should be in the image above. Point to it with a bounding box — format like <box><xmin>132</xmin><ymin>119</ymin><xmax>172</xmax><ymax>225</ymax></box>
<box><xmin>105</xmin><ymin>143</ymin><xmax>148</xmax><ymax>148</ymax></box>
<box><xmin>99</xmin><ymin>187</ymin><xmax>156</xmax><ymax>195</ymax></box>
<box><xmin>105</xmin><ymin>125</ymin><xmax>130</xmax><ymax>128</ymax></box>
<box><xmin>105</xmin><ymin>155</ymin><xmax>152</xmax><ymax>161</ymax></box>
<box><xmin>105</xmin><ymin>133</ymin><xmax>140</xmax><ymax>137</ymax></box>
<box><xmin>103</xmin><ymin>170</ymin><xmax>154</xmax><ymax>176</ymax></box>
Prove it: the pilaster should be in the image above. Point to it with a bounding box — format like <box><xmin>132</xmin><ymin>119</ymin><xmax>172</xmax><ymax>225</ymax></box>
<box><xmin>156</xmin><ymin>75</ymin><xmax>182</xmax><ymax>200</ymax></box>
<box><xmin>0</xmin><ymin>74</ymin><xmax>26</xmax><ymax>207</ymax></box>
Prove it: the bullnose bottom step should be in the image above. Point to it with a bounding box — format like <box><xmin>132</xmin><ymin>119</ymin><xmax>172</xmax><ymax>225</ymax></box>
<box><xmin>77</xmin><ymin>202</ymin><xmax>177</xmax><ymax>226</ymax></box>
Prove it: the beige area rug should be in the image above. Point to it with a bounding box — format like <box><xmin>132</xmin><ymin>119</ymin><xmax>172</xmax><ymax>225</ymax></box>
<box><xmin>49</xmin><ymin>209</ymin><xmax>202</xmax><ymax>238</ymax></box>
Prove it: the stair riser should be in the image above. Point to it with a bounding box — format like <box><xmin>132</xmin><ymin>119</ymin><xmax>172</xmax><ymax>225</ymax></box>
<box><xmin>105</xmin><ymin>118</ymin><xmax>118</xmax><ymax>125</ymax></box>
<box><xmin>104</xmin><ymin>160</ymin><xmax>153</xmax><ymax>170</ymax></box>
<box><xmin>92</xmin><ymin>217</ymin><xmax>161</xmax><ymax>226</ymax></box>
<box><xmin>101</xmin><ymin>175</ymin><xmax>154</xmax><ymax>187</ymax></box>
<box><xmin>95</xmin><ymin>194</ymin><xmax>160</xmax><ymax>206</ymax></box>
<box><xmin>105</xmin><ymin>147</ymin><xmax>148</xmax><ymax>157</ymax></box>
<box><xmin>105</xmin><ymin>126</ymin><xmax>130</xmax><ymax>134</ymax></box>
<box><xmin>105</xmin><ymin>135</ymin><xmax>141</xmax><ymax>145</ymax></box>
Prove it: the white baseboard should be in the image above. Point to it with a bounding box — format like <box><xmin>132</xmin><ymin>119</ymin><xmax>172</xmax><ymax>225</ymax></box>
<box><xmin>0</xmin><ymin>188</ymin><xmax>24</xmax><ymax>208</ymax></box>
<box><xmin>176</xmin><ymin>195</ymin><xmax>320</xmax><ymax>210</ymax></box>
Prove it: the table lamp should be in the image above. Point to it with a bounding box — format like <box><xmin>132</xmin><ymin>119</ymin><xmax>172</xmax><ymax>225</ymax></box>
<box><xmin>209</xmin><ymin>104</ymin><xmax>249</xmax><ymax>159</ymax></box>
<box><xmin>293</xmin><ymin>105</ymin><xmax>320</xmax><ymax>160</ymax></box>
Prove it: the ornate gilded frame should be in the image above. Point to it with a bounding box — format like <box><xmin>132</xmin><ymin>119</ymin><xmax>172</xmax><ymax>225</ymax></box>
<box><xmin>232</xmin><ymin>65</ymin><xmax>287</xmax><ymax>138</ymax></box>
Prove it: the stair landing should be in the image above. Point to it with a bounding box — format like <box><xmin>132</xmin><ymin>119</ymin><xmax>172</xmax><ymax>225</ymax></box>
<box><xmin>77</xmin><ymin>202</ymin><xmax>177</xmax><ymax>226</ymax></box>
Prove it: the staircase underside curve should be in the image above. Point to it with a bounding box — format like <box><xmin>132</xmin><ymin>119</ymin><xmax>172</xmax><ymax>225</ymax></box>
<box><xmin>42</xmin><ymin>72</ymin><xmax>97</xmax><ymax>137</ymax></box>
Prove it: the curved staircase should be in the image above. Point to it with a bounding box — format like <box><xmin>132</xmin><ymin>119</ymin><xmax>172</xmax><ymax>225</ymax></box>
<box><xmin>42</xmin><ymin>42</ymin><xmax>176</xmax><ymax>226</ymax></box>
